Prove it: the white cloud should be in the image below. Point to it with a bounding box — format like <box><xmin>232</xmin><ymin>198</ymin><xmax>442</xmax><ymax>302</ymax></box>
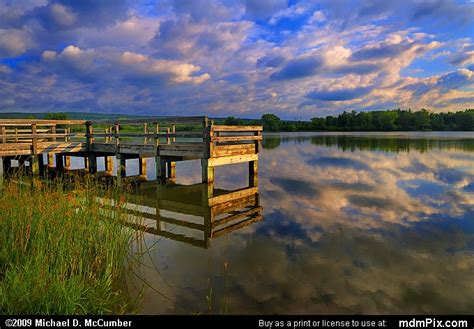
<box><xmin>0</xmin><ymin>28</ymin><xmax>33</xmax><ymax>58</ymax></box>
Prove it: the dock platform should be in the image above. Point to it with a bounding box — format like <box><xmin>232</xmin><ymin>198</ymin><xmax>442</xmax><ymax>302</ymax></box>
<box><xmin>0</xmin><ymin>116</ymin><xmax>262</xmax><ymax>193</ymax></box>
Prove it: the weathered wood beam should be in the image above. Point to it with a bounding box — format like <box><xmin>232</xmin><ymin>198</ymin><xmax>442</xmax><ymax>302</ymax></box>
<box><xmin>207</xmin><ymin>153</ymin><xmax>258</xmax><ymax>167</ymax></box>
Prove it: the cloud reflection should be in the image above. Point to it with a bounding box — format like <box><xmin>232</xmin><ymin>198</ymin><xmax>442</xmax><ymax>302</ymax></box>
<box><xmin>132</xmin><ymin>133</ymin><xmax>474</xmax><ymax>314</ymax></box>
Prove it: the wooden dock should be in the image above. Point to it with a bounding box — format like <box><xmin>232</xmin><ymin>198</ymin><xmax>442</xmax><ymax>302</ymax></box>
<box><xmin>0</xmin><ymin>116</ymin><xmax>262</xmax><ymax>193</ymax></box>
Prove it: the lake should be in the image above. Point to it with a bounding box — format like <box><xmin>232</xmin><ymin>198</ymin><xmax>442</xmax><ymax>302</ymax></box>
<box><xmin>116</xmin><ymin>132</ymin><xmax>474</xmax><ymax>315</ymax></box>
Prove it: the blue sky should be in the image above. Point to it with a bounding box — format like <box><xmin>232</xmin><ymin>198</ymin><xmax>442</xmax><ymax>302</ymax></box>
<box><xmin>0</xmin><ymin>0</ymin><xmax>473</xmax><ymax>119</ymax></box>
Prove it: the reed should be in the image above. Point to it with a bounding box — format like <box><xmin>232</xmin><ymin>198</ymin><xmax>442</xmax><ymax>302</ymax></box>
<box><xmin>0</xmin><ymin>178</ymin><xmax>139</xmax><ymax>315</ymax></box>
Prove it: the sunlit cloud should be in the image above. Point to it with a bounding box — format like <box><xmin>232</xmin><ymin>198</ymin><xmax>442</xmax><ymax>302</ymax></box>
<box><xmin>0</xmin><ymin>0</ymin><xmax>472</xmax><ymax>117</ymax></box>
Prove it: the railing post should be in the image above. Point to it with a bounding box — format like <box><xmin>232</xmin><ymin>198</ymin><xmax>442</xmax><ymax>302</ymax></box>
<box><xmin>31</xmin><ymin>123</ymin><xmax>37</xmax><ymax>154</ymax></box>
<box><xmin>171</xmin><ymin>124</ymin><xmax>176</xmax><ymax>143</ymax></box>
<box><xmin>166</xmin><ymin>127</ymin><xmax>171</xmax><ymax>145</ymax></box>
<box><xmin>0</xmin><ymin>126</ymin><xmax>5</xmax><ymax>144</ymax></box>
<box><xmin>154</xmin><ymin>123</ymin><xmax>160</xmax><ymax>146</ymax></box>
<box><xmin>0</xmin><ymin>156</ymin><xmax>4</xmax><ymax>188</ymax></box>
<box><xmin>51</xmin><ymin>125</ymin><xmax>57</xmax><ymax>142</ymax></box>
<box><xmin>86</xmin><ymin>121</ymin><xmax>97</xmax><ymax>174</ymax></box>
<box><xmin>114</xmin><ymin>123</ymin><xmax>125</xmax><ymax>181</ymax></box>
<box><xmin>143</xmin><ymin>123</ymin><xmax>148</xmax><ymax>145</ymax></box>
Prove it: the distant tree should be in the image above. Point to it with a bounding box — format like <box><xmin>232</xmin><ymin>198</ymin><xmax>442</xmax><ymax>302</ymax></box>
<box><xmin>45</xmin><ymin>112</ymin><xmax>69</xmax><ymax>120</ymax></box>
<box><xmin>261</xmin><ymin>113</ymin><xmax>281</xmax><ymax>131</ymax></box>
<box><xmin>310</xmin><ymin>117</ymin><xmax>326</xmax><ymax>130</ymax></box>
<box><xmin>413</xmin><ymin>109</ymin><xmax>431</xmax><ymax>130</ymax></box>
<box><xmin>224</xmin><ymin>116</ymin><xmax>240</xmax><ymax>125</ymax></box>
<box><xmin>455</xmin><ymin>109</ymin><xmax>474</xmax><ymax>131</ymax></box>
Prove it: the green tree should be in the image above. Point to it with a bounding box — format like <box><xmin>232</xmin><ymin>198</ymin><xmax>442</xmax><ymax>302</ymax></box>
<box><xmin>45</xmin><ymin>112</ymin><xmax>69</xmax><ymax>120</ymax></box>
<box><xmin>261</xmin><ymin>113</ymin><xmax>281</xmax><ymax>131</ymax></box>
<box><xmin>224</xmin><ymin>116</ymin><xmax>240</xmax><ymax>125</ymax></box>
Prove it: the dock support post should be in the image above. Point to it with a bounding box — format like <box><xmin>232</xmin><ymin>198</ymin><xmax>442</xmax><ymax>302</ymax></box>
<box><xmin>2</xmin><ymin>157</ymin><xmax>10</xmax><ymax>177</ymax></box>
<box><xmin>117</xmin><ymin>156</ymin><xmax>126</xmax><ymax>180</ymax></box>
<box><xmin>155</xmin><ymin>156</ymin><xmax>166</xmax><ymax>182</ymax></box>
<box><xmin>139</xmin><ymin>158</ymin><xmax>147</xmax><ymax>178</ymax></box>
<box><xmin>47</xmin><ymin>153</ymin><xmax>54</xmax><ymax>169</ymax></box>
<box><xmin>64</xmin><ymin>156</ymin><xmax>71</xmax><ymax>171</ymax></box>
<box><xmin>30</xmin><ymin>155</ymin><xmax>40</xmax><ymax>178</ymax></box>
<box><xmin>55</xmin><ymin>154</ymin><xmax>64</xmax><ymax>172</ymax></box>
<box><xmin>84</xmin><ymin>156</ymin><xmax>89</xmax><ymax>172</ymax></box>
<box><xmin>249</xmin><ymin>160</ymin><xmax>258</xmax><ymax>187</ymax></box>
<box><xmin>167</xmin><ymin>161</ymin><xmax>175</xmax><ymax>179</ymax></box>
<box><xmin>201</xmin><ymin>159</ymin><xmax>214</xmax><ymax>198</ymax></box>
<box><xmin>0</xmin><ymin>157</ymin><xmax>4</xmax><ymax>188</ymax></box>
<box><xmin>88</xmin><ymin>155</ymin><xmax>97</xmax><ymax>174</ymax></box>
<box><xmin>38</xmin><ymin>154</ymin><xmax>46</xmax><ymax>177</ymax></box>
<box><xmin>104</xmin><ymin>156</ymin><xmax>113</xmax><ymax>175</ymax></box>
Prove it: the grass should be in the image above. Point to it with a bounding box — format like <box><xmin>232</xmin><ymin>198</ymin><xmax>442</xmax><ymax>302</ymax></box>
<box><xmin>0</xmin><ymin>178</ymin><xmax>140</xmax><ymax>315</ymax></box>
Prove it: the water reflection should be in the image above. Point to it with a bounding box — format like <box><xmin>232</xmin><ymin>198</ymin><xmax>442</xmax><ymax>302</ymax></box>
<box><xmin>101</xmin><ymin>182</ymin><xmax>262</xmax><ymax>249</ymax></box>
<box><xmin>122</xmin><ymin>132</ymin><xmax>473</xmax><ymax>315</ymax></box>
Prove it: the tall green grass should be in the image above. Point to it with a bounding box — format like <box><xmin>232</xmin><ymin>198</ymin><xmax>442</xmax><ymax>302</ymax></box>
<box><xmin>0</xmin><ymin>179</ymin><xmax>139</xmax><ymax>315</ymax></box>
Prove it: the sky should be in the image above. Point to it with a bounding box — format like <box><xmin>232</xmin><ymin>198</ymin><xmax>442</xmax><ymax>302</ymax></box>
<box><xmin>0</xmin><ymin>0</ymin><xmax>473</xmax><ymax>119</ymax></box>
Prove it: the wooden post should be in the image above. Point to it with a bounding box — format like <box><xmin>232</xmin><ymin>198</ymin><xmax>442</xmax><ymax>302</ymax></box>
<box><xmin>31</xmin><ymin>123</ymin><xmax>37</xmax><ymax>155</ymax></box>
<box><xmin>47</xmin><ymin>153</ymin><xmax>54</xmax><ymax>168</ymax></box>
<box><xmin>30</xmin><ymin>155</ymin><xmax>40</xmax><ymax>177</ymax></box>
<box><xmin>38</xmin><ymin>154</ymin><xmax>46</xmax><ymax>177</ymax></box>
<box><xmin>154</xmin><ymin>123</ymin><xmax>160</xmax><ymax>146</ymax></box>
<box><xmin>155</xmin><ymin>156</ymin><xmax>166</xmax><ymax>181</ymax></box>
<box><xmin>143</xmin><ymin>123</ymin><xmax>148</xmax><ymax>145</ymax></box>
<box><xmin>249</xmin><ymin>160</ymin><xmax>258</xmax><ymax>187</ymax></box>
<box><xmin>0</xmin><ymin>126</ymin><xmax>5</xmax><ymax>144</ymax></box>
<box><xmin>55</xmin><ymin>154</ymin><xmax>64</xmax><ymax>172</ymax></box>
<box><xmin>139</xmin><ymin>157</ymin><xmax>147</xmax><ymax>178</ymax></box>
<box><xmin>84</xmin><ymin>157</ymin><xmax>89</xmax><ymax>172</ymax></box>
<box><xmin>0</xmin><ymin>157</ymin><xmax>4</xmax><ymax>187</ymax></box>
<box><xmin>88</xmin><ymin>155</ymin><xmax>97</xmax><ymax>174</ymax></box>
<box><xmin>166</xmin><ymin>127</ymin><xmax>171</xmax><ymax>145</ymax></box>
<box><xmin>167</xmin><ymin>161</ymin><xmax>176</xmax><ymax>179</ymax></box>
<box><xmin>114</xmin><ymin>123</ymin><xmax>120</xmax><ymax>152</ymax></box>
<box><xmin>201</xmin><ymin>158</ymin><xmax>214</xmax><ymax>198</ymax></box>
<box><xmin>171</xmin><ymin>124</ymin><xmax>176</xmax><ymax>143</ymax></box>
<box><xmin>3</xmin><ymin>157</ymin><xmax>10</xmax><ymax>175</ymax></box>
<box><xmin>114</xmin><ymin>123</ymin><xmax>123</xmax><ymax>182</ymax></box>
<box><xmin>85</xmin><ymin>122</ymin><xmax>97</xmax><ymax>174</ymax></box>
<box><xmin>104</xmin><ymin>156</ymin><xmax>113</xmax><ymax>175</ymax></box>
<box><xmin>117</xmin><ymin>156</ymin><xmax>126</xmax><ymax>178</ymax></box>
<box><xmin>64</xmin><ymin>156</ymin><xmax>71</xmax><ymax>170</ymax></box>
<box><xmin>51</xmin><ymin>125</ymin><xmax>57</xmax><ymax>142</ymax></box>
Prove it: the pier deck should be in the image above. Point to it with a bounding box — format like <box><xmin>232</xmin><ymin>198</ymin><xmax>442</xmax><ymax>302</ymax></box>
<box><xmin>0</xmin><ymin>116</ymin><xmax>262</xmax><ymax>190</ymax></box>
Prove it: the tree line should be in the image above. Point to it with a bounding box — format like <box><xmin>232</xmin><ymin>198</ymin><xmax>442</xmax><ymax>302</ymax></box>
<box><xmin>224</xmin><ymin>109</ymin><xmax>473</xmax><ymax>131</ymax></box>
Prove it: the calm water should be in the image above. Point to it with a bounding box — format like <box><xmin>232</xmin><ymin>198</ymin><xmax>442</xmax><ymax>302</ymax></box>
<box><xmin>117</xmin><ymin>132</ymin><xmax>474</xmax><ymax>315</ymax></box>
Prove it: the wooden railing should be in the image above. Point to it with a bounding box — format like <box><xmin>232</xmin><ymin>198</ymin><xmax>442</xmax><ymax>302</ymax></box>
<box><xmin>0</xmin><ymin>117</ymin><xmax>263</xmax><ymax>159</ymax></box>
<box><xmin>205</xmin><ymin>125</ymin><xmax>262</xmax><ymax>159</ymax></box>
